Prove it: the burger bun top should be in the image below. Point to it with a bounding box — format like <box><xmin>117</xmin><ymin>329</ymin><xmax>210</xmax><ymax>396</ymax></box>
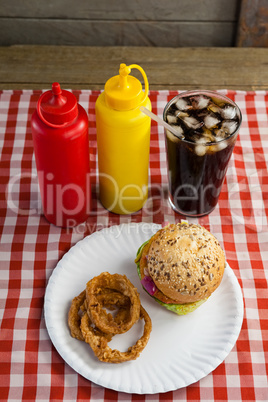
<box><xmin>146</xmin><ymin>223</ymin><xmax>225</xmax><ymax>303</ymax></box>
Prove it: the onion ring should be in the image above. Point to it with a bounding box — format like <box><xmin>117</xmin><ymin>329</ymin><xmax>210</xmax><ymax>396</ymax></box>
<box><xmin>68</xmin><ymin>290</ymin><xmax>86</xmax><ymax>341</ymax></box>
<box><xmin>86</xmin><ymin>272</ymin><xmax>141</xmax><ymax>335</ymax></box>
<box><xmin>89</xmin><ymin>287</ymin><xmax>131</xmax><ymax>326</ymax></box>
<box><xmin>80</xmin><ymin>305</ymin><xmax>152</xmax><ymax>363</ymax></box>
<box><xmin>68</xmin><ymin>288</ymin><xmax>130</xmax><ymax>341</ymax></box>
<box><xmin>94</xmin><ymin>288</ymin><xmax>130</xmax><ymax>311</ymax></box>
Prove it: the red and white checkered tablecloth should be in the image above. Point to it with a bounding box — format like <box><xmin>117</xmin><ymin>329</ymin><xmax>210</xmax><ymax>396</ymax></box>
<box><xmin>0</xmin><ymin>89</ymin><xmax>267</xmax><ymax>401</ymax></box>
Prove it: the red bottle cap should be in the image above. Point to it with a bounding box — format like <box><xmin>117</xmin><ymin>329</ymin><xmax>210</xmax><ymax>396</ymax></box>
<box><xmin>37</xmin><ymin>82</ymin><xmax>78</xmax><ymax>127</ymax></box>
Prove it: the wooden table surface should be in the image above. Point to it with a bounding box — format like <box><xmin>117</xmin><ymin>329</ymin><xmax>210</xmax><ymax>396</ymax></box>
<box><xmin>0</xmin><ymin>45</ymin><xmax>268</xmax><ymax>91</ymax></box>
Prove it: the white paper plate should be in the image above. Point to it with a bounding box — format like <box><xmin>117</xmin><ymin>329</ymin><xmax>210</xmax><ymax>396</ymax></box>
<box><xmin>44</xmin><ymin>223</ymin><xmax>244</xmax><ymax>394</ymax></box>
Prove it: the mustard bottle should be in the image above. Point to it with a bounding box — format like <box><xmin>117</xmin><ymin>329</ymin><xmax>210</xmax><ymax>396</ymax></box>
<box><xmin>95</xmin><ymin>63</ymin><xmax>151</xmax><ymax>214</ymax></box>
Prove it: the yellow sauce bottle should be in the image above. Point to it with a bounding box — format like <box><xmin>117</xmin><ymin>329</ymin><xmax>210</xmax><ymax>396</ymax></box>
<box><xmin>95</xmin><ymin>63</ymin><xmax>151</xmax><ymax>214</ymax></box>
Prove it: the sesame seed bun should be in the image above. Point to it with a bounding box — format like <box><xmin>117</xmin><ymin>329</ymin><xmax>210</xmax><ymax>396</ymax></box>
<box><xmin>135</xmin><ymin>222</ymin><xmax>225</xmax><ymax>314</ymax></box>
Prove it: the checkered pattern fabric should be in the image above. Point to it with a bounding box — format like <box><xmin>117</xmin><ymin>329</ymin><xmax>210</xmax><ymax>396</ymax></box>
<box><xmin>0</xmin><ymin>90</ymin><xmax>267</xmax><ymax>401</ymax></box>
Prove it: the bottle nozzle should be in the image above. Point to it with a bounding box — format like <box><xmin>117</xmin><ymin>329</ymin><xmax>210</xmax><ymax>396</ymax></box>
<box><xmin>119</xmin><ymin>64</ymin><xmax>131</xmax><ymax>76</ymax></box>
<box><xmin>119</xmin><ymin>64</ymin><xmax>131</xmax><ymax>89</ymax></box>
<box><xmin>50</xmin><ymin>82</ymin><xmax>66</xmax><ymax>106</ymax></box>
<box><xmin>52</xmin><ymin>82</ymin><xmax>62</xmax><ymax>96</ymax></box>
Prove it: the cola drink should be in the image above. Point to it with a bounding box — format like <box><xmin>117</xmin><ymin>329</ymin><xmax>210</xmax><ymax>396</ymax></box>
<box><xmin>163</xmin><ymin>90</ymin><xmax>242</xmax><ymax>216</ymax></box>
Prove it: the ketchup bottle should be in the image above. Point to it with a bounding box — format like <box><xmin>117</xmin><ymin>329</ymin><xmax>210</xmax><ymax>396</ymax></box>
<box><xmin>31</xmin><ymin>83</ymin><xmax>90</xmax><ymax>227</ymax></box>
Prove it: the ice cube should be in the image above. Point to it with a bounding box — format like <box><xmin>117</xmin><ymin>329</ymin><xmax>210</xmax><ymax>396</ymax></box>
<box><xmin>193</xmin><ymin>132</ymin><xmax>214</xmax><ymax>145</ymax></box>
<box><xmin>175</xmin><ymin>98</ymin><xmax>191</xmax><ymax>111</ymax></box>
<box><xmin>166</xmin><ymin>125</ymin><xmax>184</xmax><ymax>142</ymax></box>
<box><xmin>207</xmin><ymin>103</ymin><xmax>221</xmax><ymax>114</ymax></box>
<box><xmin>172</xmin><ymin>124</ymin><xmax>184</xmax><ymax>136</ymax></box>
<box><xmin>209</xmin><ymin>141</ymin><xmax>227</xmax><ymax>153</ymax></box>
<box><xmin>195</xmin><ymin>144</ymin><xmax>207</xmax><ymax>156</ymax></box>
<box><xmin>195</xmin><ymin>136</ymin><xmax>207</xmax><ymax>144</ymax></box>
<box><xmin>216</xmin><ymin>141</ymin><xmax>227</xmax><ymax>151</ymax></box>
<box><xmin>214</xmin><ymin>126</ymin><xmax>227</xmax><ymax>138</ymax></box>
<box><xmin>215</xmin><ymin>119</ymin><xmax>238</xmax><ymax>139</ymax></box>
<box><xmin>202</xmin><ymin>127</ymin><xmax>215</xmax><ymax>142</ymax></box>
<box><xmin>166</xmin><ymin>130</ymin><xmax>178</xmax><ymax>143</ymax></box>
<box><xmin>214</xmin><ymin>131</ymin><xmax>226</xmax><ymax>141</ymax></box>
<box><xmin>191</xmin><ymin>95</ymin><xmax>210</xmax><ymax>109</ymax></box>
<box><xmin>180</xmin><ymin>115</ymin><xmax>204</xmax><ymax>130</ymax></box>
<box><xmin>176</xmin><ymin>110</ymin><xmax>189</xmax><ymax>119</ymax></box>
<box><xmin>204</xmin><ymin>113</ymin><xmax>221</xmax><ymax>129</ymax></box>
<box><xmin>220</xmin><ymin>105</ymin><xmax>237</xmax><ymax>120</ymax></box>
<box><xmin>210</xmin><ymin>97</ymin><xmax>226</xmax><ymax>108</ymax></box>
<box><xmin>166</xmin><ymin>114</ymin><xmax>177</xmax><ymax>124</ymax></box>
<box><xmin>221</xmin><ymin>120</ymin><xmax>238</xmax><ymax>135</ymax></box>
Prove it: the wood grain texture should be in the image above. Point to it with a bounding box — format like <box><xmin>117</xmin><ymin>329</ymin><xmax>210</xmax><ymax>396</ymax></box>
<box><xmin>0</xmin><ymin>19</ymin><xmax>236</xmax><ymax>47</ymax></box>
<box><xmin>0</xmin><ymin>0</ymin><xmax>239</xmax><ymax>21</ymax></box>
<box><xmin>236</xmin><ymin>0</ymin><xmax>268</xmax><ymax>46</ymax></box>
<box><xmin>0</xmin><ymin>0</ymin><xmax>240</xmax><ymax>47</ymax></box>
<box><xmin>0</xmin><ymin>45</ymin><xmax>267</xmax><ymax>91</ymax></box>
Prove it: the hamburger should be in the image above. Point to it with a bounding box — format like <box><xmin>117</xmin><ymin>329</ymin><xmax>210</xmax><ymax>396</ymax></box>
<box><xmin>135</xmin><ymin>222</ymin><xmax>225</xmax><ymax>315</ymax></box>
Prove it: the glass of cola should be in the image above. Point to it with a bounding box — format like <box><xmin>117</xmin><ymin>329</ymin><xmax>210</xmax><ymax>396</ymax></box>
<box><xmin>163</xmin><ymin>90</ymin><xmax>242</xmax><ymax>217</ymax></box>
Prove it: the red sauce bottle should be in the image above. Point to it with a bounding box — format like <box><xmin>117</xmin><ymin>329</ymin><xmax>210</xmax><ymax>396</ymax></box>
<box><xmin>31</xmin><ymin>83</ymin><xmax>90</xmax><ymax>227</ymax></box>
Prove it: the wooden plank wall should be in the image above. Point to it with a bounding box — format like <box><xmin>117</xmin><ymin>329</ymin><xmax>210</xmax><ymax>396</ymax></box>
<box><xmin>236</xmin><ymin>0</ymin><xmax>268</xmax><ymax>46</ymax></box>
<box><xmin>0</xmin><ymin>0</ymin><xmax>241</xmax><ymax>47</ymax></box>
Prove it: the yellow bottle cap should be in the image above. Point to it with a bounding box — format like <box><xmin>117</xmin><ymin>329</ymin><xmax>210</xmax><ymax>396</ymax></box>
<box><xmin>104</xmin><ymin>64</ymin><xmax>149</xmax><ymax>111</ymax></box>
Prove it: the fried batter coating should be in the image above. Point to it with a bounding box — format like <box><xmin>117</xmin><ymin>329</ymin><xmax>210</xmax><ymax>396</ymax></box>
<box><xmin>68</xmin><ymin>288</ymin><xmax>128</xmax><ymax>341</ymax></box>
<box><xmin>86</xmin><ymin>272</ymin><xmax>141</xmax><ymax>335</ymax></box>
<box><xmin>68</xmin><ymin>290</ymin><xmax>86</xmax><ymax>341</ymax></box>
<box><xmin>80</xmin><ymin>306</ymin><xmax>152</xmax><ymax>363</ymax></box>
